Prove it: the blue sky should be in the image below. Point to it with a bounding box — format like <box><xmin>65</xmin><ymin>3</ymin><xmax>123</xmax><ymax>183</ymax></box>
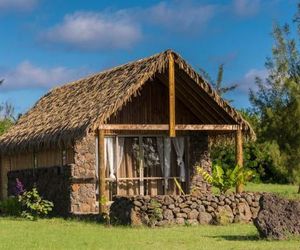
<box><xmin>0</xmin><ymin>0</ymin><xmax>297</xmax><ymax>115</ymax></box>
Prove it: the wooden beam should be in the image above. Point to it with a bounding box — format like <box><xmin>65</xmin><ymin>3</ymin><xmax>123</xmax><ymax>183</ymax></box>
<box><xmin>97</xmin><ymin>129</ymin><xmax>106</xmax><ymax>214</ymax></box>
<box><xmin>157</xmin><ymin>74</ymin><xmax>214</xmax><ymax>123</ymax></box>
<box><xmin>168</xmin><ymin>52</ymin><xmax>176</xmax><ymax>137</ymax></box>
<box><xmin>98</xmin><ymin>124</ymin><xmax>239</xmax><ymax>131</ymax></box>
<box><xmin>235</xmin><ymin>127</ymin><xmax>244</xmax><ymax>193</ymax></box>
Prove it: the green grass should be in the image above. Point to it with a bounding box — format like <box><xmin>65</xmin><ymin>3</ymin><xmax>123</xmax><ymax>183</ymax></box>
<box><xmin>245</xmin><ymin>183</ymin><xmax>299</xmax><ymax>200</ymax></box>
<box><xmin>0</xmin><ymin>218</ymin><xmax>299</xmax><ymax>250</ymax></box>
<box><xmin>0</xmin><ymin>183</ymin><xmax>299</xmax><ymax>249</ymax></box>
<box><xmin>213</xmin><ymin>182</ymin><xmax>300</xmax><ymax>200</ymax></box>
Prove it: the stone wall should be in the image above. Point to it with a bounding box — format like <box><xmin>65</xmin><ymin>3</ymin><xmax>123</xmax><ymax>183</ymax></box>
<box><xmin>110</xmin><ymin>193</ymin><xmax>261</xmax><ymax>226</ymax></box>
<box><xmin>7</xmin><ymin>165</ymin><xmax>72</xmax><ymax>216</ymax></box>
<box><xmin>189</xmin><ymin>133</ymin><xmax>212</xmax><ymax>194</ymax></box>
<box><xmin>71</xmin><ymin>132</ymin><xmax>98</xmax><ymax>214</ymax></box>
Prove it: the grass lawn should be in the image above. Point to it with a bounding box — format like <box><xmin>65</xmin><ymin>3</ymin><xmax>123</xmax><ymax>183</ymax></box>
<box><xmin>212</xmin><ymin>182</ymin><xmax>300</xmax><ymax>200</ymax></box>
<box><xmin>245</xmin><ymin>183</ymin><xmax>299</xmax><ymax>200</ymax></box>
<box><xmin>0</xmin><ymin>183</ymin><xmax>299</xmax><ymax>250</ymax></box>
<box><xmin>0</xmin><ymin>218</ymin><xmax>299</xmax><ymax>250</ymax></box>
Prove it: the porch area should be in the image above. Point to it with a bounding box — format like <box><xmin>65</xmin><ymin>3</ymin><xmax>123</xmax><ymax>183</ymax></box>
<box><xmin>97</xmin><ymin>124</ymin><xmax>243</xmax><ymax>210</ymax></box>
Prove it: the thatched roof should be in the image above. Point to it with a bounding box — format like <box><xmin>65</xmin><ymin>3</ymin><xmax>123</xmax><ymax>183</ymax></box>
<box><xmin>0</xmin><ymin>50</ymin><xmax>254</xmax><ymax>154</ymax></box>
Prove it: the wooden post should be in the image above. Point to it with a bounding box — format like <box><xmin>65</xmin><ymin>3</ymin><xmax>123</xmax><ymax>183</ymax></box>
<box><xmin>168</xmin><ymin>52</ymin><xmax>176</xmax><ymax>137</ymax></box>
<box><xmin>235</xmin><ymin>127</ymin><xmax>244</xmax><ymax>193</ymax></box>
<box><xmin>97</xmin><ymin>129</ymin><xmax>106</xmax><ymax>214</ymax></box>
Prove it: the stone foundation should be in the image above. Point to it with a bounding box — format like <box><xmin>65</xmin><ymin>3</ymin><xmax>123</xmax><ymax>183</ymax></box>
<box><xmin>110</xmin><ymin>193</ymin><xmax>261</xmax><ymax>226</ymax></box>
<box><xmin>7</xmin><ymin>165</ymin><xmax>72</xmax><ymax>216</ymax></box>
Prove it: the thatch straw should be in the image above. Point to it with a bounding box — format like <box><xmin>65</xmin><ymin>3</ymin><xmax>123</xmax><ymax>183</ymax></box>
<box><xmin>0</xmin><ymin>50</ymin><xmax>254</xmax><ymax>154</ymax></box>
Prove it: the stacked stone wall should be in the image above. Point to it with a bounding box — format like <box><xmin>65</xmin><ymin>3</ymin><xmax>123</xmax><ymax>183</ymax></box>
<box><xmin>110</xmin><ymin>193</ymin><xmax>261</xmax><ymax>226</ymax></box>
<box><xmin>189</xmin><ymin>133</ymin><xmax>212</xmax><ymax>194</ymax></box>
<box><xmin>71</xmin><ymin>132</ymin><xmax>98</xmax><ymax>213</ymax></box>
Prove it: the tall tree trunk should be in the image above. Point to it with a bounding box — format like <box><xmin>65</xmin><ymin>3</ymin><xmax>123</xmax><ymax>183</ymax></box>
<box><xmin>298</xmin><ymin>184</ymin><xmax>300</xmax><ymax>194</ymax></box>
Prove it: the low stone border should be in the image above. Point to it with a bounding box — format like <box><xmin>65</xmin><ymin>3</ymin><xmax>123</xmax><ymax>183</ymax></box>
<box><xmin>110</xmin><ymin>193</ymin><xmax>262</xmax><ymax>227</ymax></box>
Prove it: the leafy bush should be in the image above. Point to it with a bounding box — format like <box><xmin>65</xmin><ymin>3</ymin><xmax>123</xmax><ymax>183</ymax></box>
<box><xmin>211</xmin><ymin>140</ymin><xmax>288</xmax><ymax>184</ymax></box>
<box><xmin>18</xmin><ymin>188</ymin><xmax>53</xmax><ymax>220</ymax></box>
<box><xmin>197</xmin><ymin>164</ymin><xmax>253</xmax><ymax>194</ymax></box>
<box><xmin>0</xmin><ymin>179</ymin><xmax>54</xmax><ymax>220</ymax></box>
<box><xmin>0</xmin><ymin>196</ymin><xmax>21</xmax><ymax>216</ymax></box>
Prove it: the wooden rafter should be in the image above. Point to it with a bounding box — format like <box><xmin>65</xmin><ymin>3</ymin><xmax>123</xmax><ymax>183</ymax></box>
<box><xmin>157</xmin><ymin>74</ymin><xmax>215</xmax><ymax>123</ymax></box>
<box><xmin>179</xmin><ymin>70</ymin><xmax>236</xmax><ymax>124</ymax></box>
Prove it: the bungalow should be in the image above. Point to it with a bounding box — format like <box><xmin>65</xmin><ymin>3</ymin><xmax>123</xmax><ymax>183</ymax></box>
<box><xmin>0</xmin><ymin>50</ymin><xmax>253</xmax><ymax>215</ymax></box>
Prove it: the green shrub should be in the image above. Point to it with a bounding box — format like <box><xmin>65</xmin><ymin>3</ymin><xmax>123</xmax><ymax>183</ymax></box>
<box><xmin>211</xmin><ymin>140</ymin><xmax>288</xmax><ymax>184</ymax></box>
<box><xmin>18</xmin><ymin>188</ymin><xmax>53</xmax><ymax>220</ymax></box>
<box><xmin>1</xmin><ymin>179</ymin><xmax>54</xmax><ymax>220</ymax></box>
<box><xmin>0</xmin><ymin>196</ymin><xmax>21</xmax><ymax>216</ymax></box>
<box><xmin>197</xmin><ymin>164</ymin><xmax>253</xmax><ymax>194</ymax></box>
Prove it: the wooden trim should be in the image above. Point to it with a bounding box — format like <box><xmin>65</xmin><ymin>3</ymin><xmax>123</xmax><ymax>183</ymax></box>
<box><xmin>235</xmin><ymin>127</ymin><xmax>244</xmax><ymax>193</ymax></box>
<box><xmin>168</xmin><ymin>53</ymin><xmax>176</xmax><ymax>137</ymax></box>
<box><xmin>105</xmin><ymin>177</ymin><xmax>181</xmax><ymax>181</ymax></box>
<box><xmin>99</xmin><ymin>124</ymin><xmax>239</xmax><ymax>131</ymax></box>
<box><xmin>97</xmin><ymin>129</ymin><xmax>106</xmax><ymax>213</ymax></box>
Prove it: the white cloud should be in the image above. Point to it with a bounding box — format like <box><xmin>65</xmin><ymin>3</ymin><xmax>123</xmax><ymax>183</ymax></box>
<box><xmin>146</xmin><ymin>2</ymin><xmax>218</xmax><ymax>33</ymax></box>
<box><xmin>39</xmin><ymin>2</ymin><xmax>218</xmax><ymax>51</ymax></box>
<box><xmin>0</xmin><ymin>61</ymin><xmax>88</xmax><ymax>90</ymax></box>
<box><xmin>41</xmin><ymin>11</ymin><xmax>141</xmax><ymax>51</ymax></box>
<box><xmin>238</xmin><ymin>68</ymin><xmax>268</xmax><ymax>92</ymax></box>
<box><xmin>0</xmin><ymin>0</ymin><xmax>38</xmax><ymax>11</ymax></box>
<box><xmin>233</xmin><ymin>0</ymin><xmax>261</xmax><ymax>17</ymax></box>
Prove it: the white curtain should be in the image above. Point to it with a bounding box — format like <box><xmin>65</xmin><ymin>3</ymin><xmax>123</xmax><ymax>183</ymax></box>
<box><xmin>157</xmin><ymin>137</ymin><xmax>171</xmax><ymax>189</ymax></box>
<box><xmin>105</xmin><ymin>137</ymin><xmax>115</xmax><ymax>180</ymax></box>
<box><xmin>95</xmin><ymin>136</ymin><xmax>123</xmax><ymax>194</ymax></box>
<box><xmin>173</xmin><ymin>137</ymin><xmax>186</xmax><ymax>182</ymax></box>
<box><xmin>115</xmin><ymin>137</ymin><xmax>124</xmax><ymax>175</ymax></box>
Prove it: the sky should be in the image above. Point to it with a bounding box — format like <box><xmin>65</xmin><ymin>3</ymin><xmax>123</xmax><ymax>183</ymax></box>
<box><xmin>0</xmin><ymin>0</ymin><xmax>298</xmax><ymax>115</ymax></box>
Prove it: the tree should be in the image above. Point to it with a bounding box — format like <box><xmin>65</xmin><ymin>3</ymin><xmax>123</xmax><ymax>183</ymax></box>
<box><xmin>249</xmin><ymin>19</ymin><xmax>300</xmax><ymax>193</ymax></box>
<box><xmin>0</xmin><ymin>79</ymin><xmax>15</xmax><ymax>135</ymax></box>
<box><xmin>199</xmin><ymin>64</ymin><xmax>238</xmax><ymax>101</ymax></box>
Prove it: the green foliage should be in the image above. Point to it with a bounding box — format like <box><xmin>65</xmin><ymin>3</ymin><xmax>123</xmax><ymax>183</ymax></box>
<box><xmin>0</xmin><ymin>118</ymin><xmax>13</xmax><ymax>135</ymax></box>
<box><xmin>249</xmin><ymin>13</ymin><xmax>300</xmax><ymax>187</ymax></box>
<box><xmin>0</xmin><ymin>79</ymin><xmax>16</xmax><ymax>135</ymax></box>
<box><xmin>18</xmin><ymin>188</ymin><xmax>53</xmax><ymax>220</ymax></box>
<box><xmin>148</xmin><ymin>199</ymin><xmax>162</xmax><ymax>226</ymax></box>
<box><xmin>0</xmin><ymin>196</ymin><xmax>21</xmax><ymax>216</ymax></box>
<box><xmin>0</xmin><ymin>188</ymin><xmax>53</xmax><ymax>220</ymax></box>
<box><xmin>197</xmin><ymin>164</ymin><xmax>253</xmax><ymax>194</ymax></box>
<box><xmin>211</xmin><ymin>139</ymin><xmax>288</xmax><ymax>184</ymax></box>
